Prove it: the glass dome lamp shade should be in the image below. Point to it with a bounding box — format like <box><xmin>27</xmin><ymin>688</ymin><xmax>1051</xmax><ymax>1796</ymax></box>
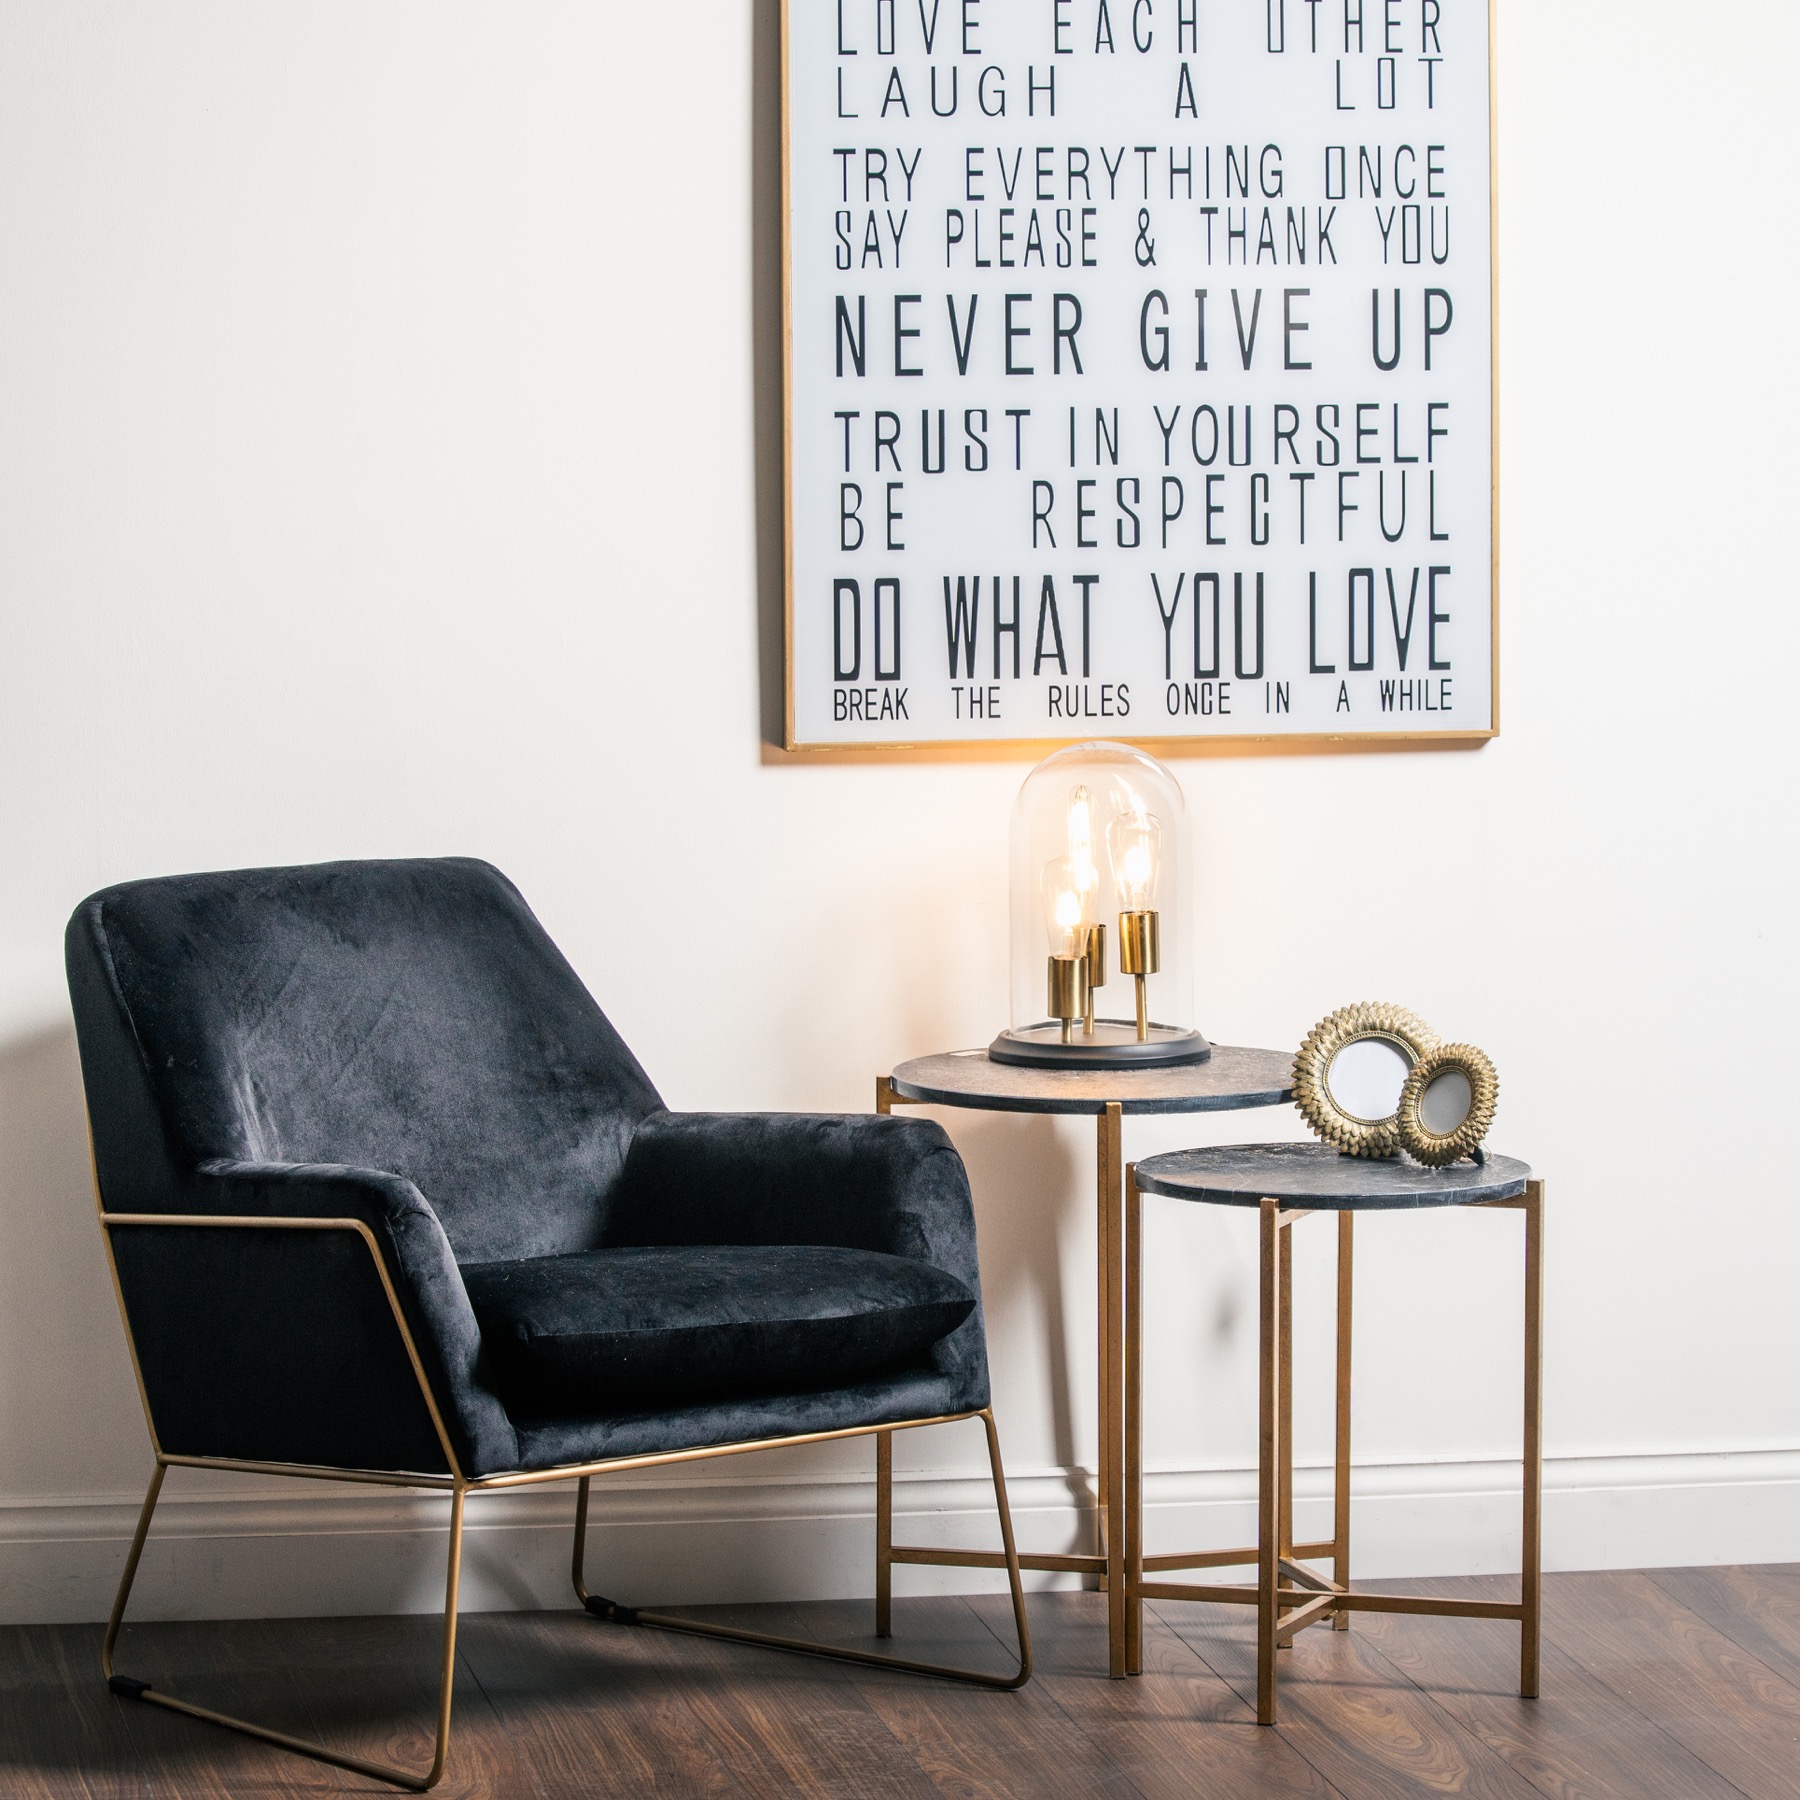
<box><xmin>991</xmin><ymin>742</ymin><xmax>1209</xmax><ymax>1069</ymax></box>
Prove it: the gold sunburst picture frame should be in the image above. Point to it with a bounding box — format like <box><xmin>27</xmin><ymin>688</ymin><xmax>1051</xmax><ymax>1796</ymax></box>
<box><xmin>1398</xmin><ymin>1045</ymin><xmax>1500</xmax><ymax>1167</ymax></box>
<box><xmin>1293</xmin><ymin>1003</ymin><xmax>1440</xmax><ymax>1159</ymax></box>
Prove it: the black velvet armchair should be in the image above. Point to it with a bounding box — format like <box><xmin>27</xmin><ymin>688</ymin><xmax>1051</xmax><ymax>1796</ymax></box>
<box><xmin>67</xmin><ymin>857</ymin><xmax>1029</xmax><ymax>1791</ymax></box>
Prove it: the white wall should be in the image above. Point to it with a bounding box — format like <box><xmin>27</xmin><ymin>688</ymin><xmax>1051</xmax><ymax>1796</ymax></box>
<box><xmin>2</xmin><ymin>0</ymin><xmax>1797</xmax><ymax>1623</ymax></box>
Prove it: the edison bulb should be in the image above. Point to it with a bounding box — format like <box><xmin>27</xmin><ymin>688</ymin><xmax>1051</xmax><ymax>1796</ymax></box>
<box><xmin>1040</xmin><ymin>854</ymin><xmax>1093</xmax><ymax>955</ymax></box>
<box><xmin>1067</xmin><ymin>785</ymin><xmax>1099</xmax><ymax>897</ymax></box>
<box><xmin>1106</xmin><ymin>805</ymin><xmax>1163</xmax><ymax>910</ymax></box>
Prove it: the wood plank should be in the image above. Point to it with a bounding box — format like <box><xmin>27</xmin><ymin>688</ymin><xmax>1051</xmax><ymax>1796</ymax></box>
<box><xmin>0</xmin><ymin>1624</ymin><xmax>149</xmax><ymax>1800</ymax></box>
<box><xmin>1540</xmin><ymin>1568</ymin><xmax>1800</xmax><ymax>1800</ymax></box>
<box><xmin>1350</xmin><ymin>1575</ymin><xmax>1749</xmax><ymax>1800</ymax></box>
<box><xmin>1646</xmin><ymin>1563</ymin><xmax>1800</xmax><ymax>1678</ymax></box>
<box><xmin>114</xmin><ymin>1610</ymin><xmax>541</xmax><ymax>1799</ymax></box>
<box><xmin>114</xmin><ymin>1616</ymin><xmax>349</xmax><ymax>1795</ymax></box>
<box><xmin>208</xmin><ymin>1613</ymin><xmax>468</xmax><ymax>1796</ymax></box>
<box><xmin>965</xmin><ymin>1592</ymin><xmax>1342</xmax><ymax>1800</ymax></box>
<box><xmin>5</xmin><ymin>1572</ymin><xmax>1800</xmax><ymax>1798</ymax></box>
<box><xmin>786</xmin><ymin>1595</ymin><xmax>1146</xmax><ymax>1800</ymax></box>
<box><xmin>76</xmin><ymin>1616</ymin><xmax>362</xmax><ymax>1800</ymax></box>
<box><xmin>1151</xmin><ymin>1596</ymin><xmax>1544</xmax><ymax>1800</ymax></box>
<box><xmin>456</xmin><ymin>1607</ymin><xmax>756</xmax><ymax>1800</ymax></box>
<box><xmin>621</xmin><ymin>1600</ymin><xmax>943</xmax><ymax>1800</ymax></box>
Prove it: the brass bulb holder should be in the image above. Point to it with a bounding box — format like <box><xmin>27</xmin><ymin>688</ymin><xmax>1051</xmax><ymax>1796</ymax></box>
<box><xmin>1118</xmin><ymin>909</ymin><xmax>1161</xmax><ymax>1041</ymax></box>
<box><xmin>1080</xmin><ymin>923</ymin><xmax>1107</xmax><ymax>1032</ymax></box>
<box><xmin>1046</xmin><ymin>952</ymin><xmax>1091</xmax><ymax>1045</ymax></box>
<box><xmin>1118</xmin><ymin>909</ymin><xmax>1161</xmax><ymax>975</ymax></box>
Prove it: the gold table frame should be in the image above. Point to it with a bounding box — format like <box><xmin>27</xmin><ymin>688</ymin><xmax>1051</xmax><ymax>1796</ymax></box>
<box><xmin>877</xmin><ymin>1045</ymin><xmax>1296</xmax><ymax>1678</ymax></box>
<box><xmin>1125</xmin><ymin>1163</ymin><xmax>1544</xmax><ymax>1724</ymax></box>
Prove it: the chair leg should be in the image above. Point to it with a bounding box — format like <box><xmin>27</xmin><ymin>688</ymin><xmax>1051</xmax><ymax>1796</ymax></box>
<box><xmin>103</xmin><ymin>1463</ymin><xmax>466</xmax><ymax>1793</ymax></box>
<box><xmin>572</xmin><ymin>1409</ymin><xmax>1033</xmax><ymax>1689</ymax></box>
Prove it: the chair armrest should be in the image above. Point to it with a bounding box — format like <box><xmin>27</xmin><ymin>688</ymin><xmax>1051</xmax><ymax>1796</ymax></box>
<box><xmin>183</xmin><ymin>1160</ymin><xmax>519</xmax><ymax>1475</ymax></box>
<box><xmin>611</xmin><ymin>1112</ymin><xmax>982</xmax><ymax>1297</ymax></box>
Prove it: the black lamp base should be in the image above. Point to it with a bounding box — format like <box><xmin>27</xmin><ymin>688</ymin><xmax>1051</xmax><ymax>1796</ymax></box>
<box><xmin>988</xmin><ymin>1020</ymin><xmax>1212</xmax><ymax>1070</ymax></box>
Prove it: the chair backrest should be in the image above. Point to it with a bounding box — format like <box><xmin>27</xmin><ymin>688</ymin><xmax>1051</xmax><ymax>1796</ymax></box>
<box><xmin>66</xmin><ymin>857</ymin><xmax>664</xmax><ymax>1263</ymax></box>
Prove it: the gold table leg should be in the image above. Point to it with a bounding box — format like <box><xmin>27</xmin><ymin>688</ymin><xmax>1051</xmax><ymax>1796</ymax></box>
<box><xmin>875</xmin><ymin>1070</ymin><xmax>899</xmax><ymax>1641</ymax></box>
<box><xmin>1522</xmin><ymin>1178</ymin><xmax>1545</xmax><ymax>1697</ymax></box>
<box><xmin>1125</xmin><ymin>1159</ymin><xmax>1144</xmax><ymax>1675</ymax></box>
<box><xmin>1279</xmin><ymin>1211</ymin><xmax>1295</xmax><ymax>1578</ymax></box>
<box><xmin>1096</xmin><ymin>1114</ymin><xmax>1112</xmax><ymax>1591</ymax></box>
<box><xmin>1100</xmin><ymin>1102</ymin><xmax>1127</xmax><ymax>1678</ymax></box>
<box><xmin>1333</xmin><ymin>1211</ymin><xmax>1354</xmax><ymax>1627</ymax></box>
<box><xmin>876</xmin><ymin>1428</ymin><xmax>894</xmax><ymax>1638</ymax></box>
<box><xmin>1256</xmin><ymin>1198</ymin><xmax>1283</xmax><ymax>1724</ymax></box>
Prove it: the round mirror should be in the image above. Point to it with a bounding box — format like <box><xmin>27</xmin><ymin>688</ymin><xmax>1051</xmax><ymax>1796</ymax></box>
<box><xmin>1325</xmin><ymin>1035</ymin><xmax>1414</xmax><ymax>1123</ymax></box>
<box><xmin>1397</xmin><ymin>1045</ymin><xmax>1498</xmax><ymax>1167</ymax></box>
<box><xmin>1417</xmin><ymin>1068</ymin><xmax>1474</xmax><ymax>1136</ymax></box>
<box><xmin>1292</xmin><ymin>1003</ymin><xmax>1438</xmax><ymax>1159</ymax></box>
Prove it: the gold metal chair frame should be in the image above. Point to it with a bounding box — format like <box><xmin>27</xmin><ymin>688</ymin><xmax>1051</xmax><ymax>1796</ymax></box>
<box><xmin>1122</xmin><ymin>1172</ymin><xmax>1545</xmax><ymax>1725</ymax></box>
<box><xmin>95</xmin><ymin>1207</ymin><xmax>1032</xmax><ymax>1793</ymax></box>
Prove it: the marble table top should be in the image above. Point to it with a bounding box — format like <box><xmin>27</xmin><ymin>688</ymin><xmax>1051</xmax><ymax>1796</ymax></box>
<box><xmin>1133</xmin><ymin>1141</ymin><xmax>1531</xmax><ymax>1210</ymax></box>
<box><xmin>888</xmin><ymin>1044</ymin><xmax>1296</xmax><ymax>1117</ymax></box>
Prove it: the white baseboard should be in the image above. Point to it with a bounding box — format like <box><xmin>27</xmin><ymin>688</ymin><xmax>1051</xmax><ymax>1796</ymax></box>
<box><xmin>3</xmin><ymin>1448</ymin><xmax>1796</xmax><ymax>1626</ymax></box>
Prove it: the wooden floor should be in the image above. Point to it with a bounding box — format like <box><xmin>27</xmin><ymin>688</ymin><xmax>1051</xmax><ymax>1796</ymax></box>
<box><xmin>4</xmin><ymin>1568</ymin><xmax>1799</xmax><ymax>1797</ymax></box>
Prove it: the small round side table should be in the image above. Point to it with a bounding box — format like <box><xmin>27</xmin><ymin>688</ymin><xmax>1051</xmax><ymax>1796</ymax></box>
<box><xmin>1129</xmin><ymin>1143</ymin><xmax>1543</xmax><ymax>1726</ymax></box>
<box><xmin>877</xmin><ymin>1046</ymin><xmax>1296</xmax><ymax>1678</ymax></box>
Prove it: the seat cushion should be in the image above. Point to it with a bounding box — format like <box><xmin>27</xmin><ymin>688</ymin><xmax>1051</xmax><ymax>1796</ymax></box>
<box><xmin>461</xmin><ymin>1244</ymin><xmax>977</xmax><ymax>1417</ymax></box>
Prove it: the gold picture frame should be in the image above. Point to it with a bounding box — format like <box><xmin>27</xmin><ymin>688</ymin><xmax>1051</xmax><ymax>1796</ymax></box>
<box><xmin>775</xmin><ymin>0</ymin><xmax>1501</xmax><ymax>760</ymax></box>
<box><xmin>1293</xmin><ymin>1003</ymin><xmax>1440</xmax><ymax>1159</ymax></box>
<box><xmin>1397</xmin><ymin>1044</ymin><xmax>1500</xmax><ymax>1167</ymax></box>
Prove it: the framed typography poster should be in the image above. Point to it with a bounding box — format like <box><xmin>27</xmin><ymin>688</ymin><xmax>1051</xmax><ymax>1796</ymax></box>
<box><xmin>782</xmin><ymin>0</ymin><xmax>1496</xmax><ymax>752</ymax></box>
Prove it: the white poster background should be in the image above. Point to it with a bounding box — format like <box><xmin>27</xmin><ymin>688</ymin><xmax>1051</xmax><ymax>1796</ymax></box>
<box><xmin>786</xmin><ymin>0</ymin><xmax>1492</xmax><ymax>747</ymax></box>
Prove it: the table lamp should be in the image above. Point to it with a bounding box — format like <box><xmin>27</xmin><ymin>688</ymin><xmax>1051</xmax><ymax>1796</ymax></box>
<box><xmin>990</xmin><ymin>741</ymin><xmax>1209</xmax><ymax>1069</ymax></box>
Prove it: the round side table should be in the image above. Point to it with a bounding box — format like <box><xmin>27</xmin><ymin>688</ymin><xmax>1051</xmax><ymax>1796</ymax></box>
<box><xmin>1129</xmin><ymin>1142</ymin><xmax>1543</xmax><ymax>1725</ymax></box>
<box><xmin>877</xmin><ymin>1046</ymin><xmax>1295</xmax><ymax>1678</ymax></box>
